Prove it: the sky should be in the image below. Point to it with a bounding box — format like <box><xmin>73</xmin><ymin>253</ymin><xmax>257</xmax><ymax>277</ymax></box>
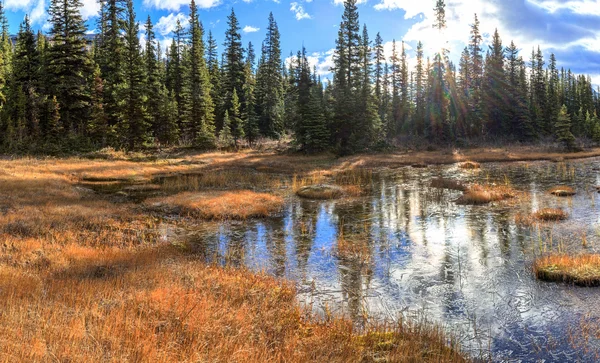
<box><xmin>3</xmin><ymin>0</ymin><xmax>600</xmax><ymax>85</ymax></box>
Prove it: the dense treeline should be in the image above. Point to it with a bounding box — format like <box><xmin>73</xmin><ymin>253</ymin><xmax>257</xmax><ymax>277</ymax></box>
<box><xmin>0</xmin><ymin>0</ymin><xmax>599</xmax><ymax>154</ymax></box>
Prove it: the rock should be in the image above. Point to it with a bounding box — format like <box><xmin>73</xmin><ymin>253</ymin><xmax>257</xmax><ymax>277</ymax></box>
<box><xmin>296</xmin><ymin>184</ymin><xmax>344</xmax><ymax>200</ymax></box>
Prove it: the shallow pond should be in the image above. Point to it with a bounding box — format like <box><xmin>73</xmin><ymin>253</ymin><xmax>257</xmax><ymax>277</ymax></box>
<box><xmin>96</xmin><ymin>157</ymin><xmax>600</xmax><ymax>361</ymax></box>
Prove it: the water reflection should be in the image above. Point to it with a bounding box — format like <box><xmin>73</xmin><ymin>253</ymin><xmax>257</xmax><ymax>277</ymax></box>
<box><xmin>182</xmin><ymin>158</ymin><xmax>600</xmax><ymax>362</ymax></box>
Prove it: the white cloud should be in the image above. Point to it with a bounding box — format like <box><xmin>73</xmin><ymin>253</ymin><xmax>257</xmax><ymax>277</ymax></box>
<box><xmin>5</xmin><ymin>0</ymin><xmax>47</xmax><ymax>25</ymax></box>
<box><xmin>285</xmin><ymin>49</ymin><xmax>335</xmax><ymax>77</ymax></box>
<box><xmin>243</xmin><ymin>25</ymin><xmax>260</xmax><ymax>33</ymax></box>
<box><xmin>80</xmin><ymin>0</ymin><xmax>101</xmax><ymax>19</ymax></box>
<box><xmin>155</xmin><ymin>13</ymin><xmax>189</xmax><ymax>36</ymax></box>
<box><xmin>143</xmin><ymin>0</ymin><xmax>220</xmax><ymax>11</ymax></box>
<box><xmin>290</xmin><ymin>2</ymin><xmax>311</xmax><ymax>20</ymax></box>
<box><xmin>528</xmin><ymin>0</ymin><xmax>600</xmax><ymax>16</ymax></box>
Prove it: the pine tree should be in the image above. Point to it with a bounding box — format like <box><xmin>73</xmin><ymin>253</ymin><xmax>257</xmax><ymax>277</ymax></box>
<box><xmin>98</xmin><ymin>0</ymin><xmax>126</xmax><ymax>132</ymax></box>
<box><xmin>468</xmin><ymin>13</ymin><xmax>483</xmax><ymax>136</ymax></box>
<box><xmin>218</xmin><ymin>109</ymin><xmax>234</xmax><ymax>149</ymax></box>
<box><xmin>243</xmin><ymin>42</ymin><xmax>259</xmax><ymax>145</ymax></box>
<box><xmin>88</xmin><ymin>65</ymin><xmax>109</xmax><ymax>146</ymax></box>
<box><xmin>186</xmin><ymin>0</ymin><xmax>216</xmax><ymax>148</ymax></box>
<box><xmin>45</xmin><ymin>96</ymin><xmax>63</xmax><ymax>151</ymax></box>
<box><xmin>331</xmin><ymin>0</ymin><xmax>363</xmax><ymax>153</ymax></box>
<box><xmin>482</xmin><ymin>29</ymin><xmax>506</xmax><ymax>135</ymax></box>
<box><xmin>121</xmin><ymin>0</ymin><xmax>148</xmax><ymax>149</ymax></box>
<box><xmin>222</xmin><ymin>9</ymin><xmax>246</xmax><ymax>133</ymax></box>
<box><xmin>555</xmin><ymin>104</ymin><xmax>576</xmax><ymax>150</ymax></box>
<box><xmin>374</xmin><ymin>32</ymin><xmax>385</xmax><ymax>123</ymax></box>
<box><xmin>47</xmin><ymin>0</ymin><xmax>92</xmax><ymax>136</ymax></box>
<box><xmin>228</xmin><ymin>89</ymin><xmax>244</xmax><ymax>147</ymax></box>
<box><xmin>255</xmin><ymin>12</ymin><xmax>284</xmax><ymax>138</ymax></box>
<box><xmin>7</xmin><ymin>17</ymin><xmax>41</xmax><ymax>146</ymax></box>
<box><xmin>206</xmin><ymin>30</ymin><xmax>222</xmax><ymax>131</ymax></box>
<box><xmin>414</xmin><ymin>41</ymin><xmax>425</xmax><ymax>136</ymax></box>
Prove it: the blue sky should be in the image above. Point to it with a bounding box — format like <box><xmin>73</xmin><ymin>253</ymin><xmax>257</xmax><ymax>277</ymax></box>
<box><xmin>3</xmin><ymin>0</ymin><xmax>600</xmax><ymax>85</ymax></box>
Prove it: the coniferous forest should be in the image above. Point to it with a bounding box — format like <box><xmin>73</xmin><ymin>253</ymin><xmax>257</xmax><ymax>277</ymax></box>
<box><xmin>0</xmin><ymin>0</ymin><xmax>599</xmax><ymax>154</ymax></box>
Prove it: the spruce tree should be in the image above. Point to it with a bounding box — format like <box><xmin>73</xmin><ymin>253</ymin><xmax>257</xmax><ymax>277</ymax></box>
<box><xmin>98</xmin><ymin>0</ymin><xmax>126</xmax><ymax>133</ymax></box>
<box><xmin>482</xmin><ymin>29</ymin><xmax>506</xmax><ymax>135</ymax></box>
<box><xmin>222</xmin><ymin>9</ymin><xmax>246</xmax><ymax>133</ymax></box>
<box><xmin>468</xmin><ymin>13</ymin><xmax>483</xmax><ymax>136</ymax></box>
<box><xmin>219</xmin><ymin>110</ymin><xmax>234</xmax><ymax>149</ymax></box>
<box><xmin>47</xmin><ymin>0</ymin><xmax>92</xmax><ymax>136</ymax></box>
<box><xmin>185</xmin><ymin>0</ymin><xmax>215</xmax><ymax>148</ymax></box>
<box><xmin>555</xmin><ymin>104</ymin><xmax>576</xmax><ymax>150</ymax></box>
<box><xmin>88</xmin><ymin>65</ymin><xmax>109</xmax><ymax>146</ymax></box>
<box><xmin>255</xmin><ymin>12</ymin><xmax>284</xmax><ymax>138</ymax></box>
<box><xmin>228</xmin><ymin>89</ymin><xmax>244</xmax><ymax>148</ymax></box>
<box><xmin>243</xmin><ymin>42</ymin><xmax>259</xmax><ymax>145</ymax></box>
<box><xmin>121</xmin><ymin>0</ymin><xmax>149</xmax><ymax>149</ymax></box>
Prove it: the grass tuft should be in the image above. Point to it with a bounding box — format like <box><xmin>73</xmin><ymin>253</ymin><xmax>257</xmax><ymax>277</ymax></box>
<box><xmin>534</xmin><ymin>254</ymin><xmax>600</xmax><ymax>286</ymax></box>
<box><xmin>458</xmin><ymin>161</ymin><xmax>481</xmax><ymax>170</ymax></box>
<box><xmin>455</xmin><ymin>184</ymin><xmax>517</xmax><ymax>205</ymax></box>
<box><xmin>549</xmin><ymin>185</ymin><xmax>576</xmax><ymax>197</ymax></box>
<box><xmin>146</xmin><ymin>190</ymin><xmax>284</xmax><ymax>220</ymax></box>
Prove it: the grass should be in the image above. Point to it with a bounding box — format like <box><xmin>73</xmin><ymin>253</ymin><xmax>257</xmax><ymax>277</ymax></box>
<box><xmin>534</xmin><ymin>254</ymin><xmax>600</xmax><ymax>286</ymax></box>
<box><xmin>458</xmin><ymin>161</ymin><xmax>481</xmax><ymax>170</ymax></box>
<box><xmin>430</xmin><ymin>177</ymin><xmax>468</xmax><ymax>191</ymax></box>
<box><xmin>146</xmin><ymin>190</ymin><xmax>285</xmax><ymax>220</ymax></box>
<box><xmin>549</xmin><ymin>185</ymin><xmax>577</xmax><ymax>196</ymax></box>
<box><xmin>515</xmin><ymin>208</ymin><xmax>568</xmax><ymax>226</ymax></box>
<box><xmin>455</xmin><ymin>184</ymin><xmax>518</xmax><ymax>205</ymax></box>
<box><xmin>0</xmin><ymin>156</ymin><xmax>467</xmax><ymax>362</ymax></box>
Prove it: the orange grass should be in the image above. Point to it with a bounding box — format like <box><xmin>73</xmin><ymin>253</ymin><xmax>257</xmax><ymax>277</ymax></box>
<box><xmin>0</xmin><ymin>156</ymin><xmax>470</xmax><ymax>362</ymax></box>
<box><xmin>146</xmin><ymin>190</ymin><xmax>284</xmax><ymax>220</ymax></box>
<box><xmin>534</xmin><ymin>254</ymin><xmax>600</xmax><ymax>286</ymax></box>
<box><xmin>0</xmin><ymin>245</ymin><xmax>466</xmax><ymax>362</ymax></box>
<box><xmin>549</xmin><ymin>185</ymin><xmax>576</xmax><ymax>196</ymax></box>
<box><xmin>458</xmin><ymin>161</ymin><xmax>481</xmax><ymax>170</ymax></box>
<box><xmin>515</xmin><ymin>208</ymin><xmax>568</xmax><ymax>226</ymax></box>
<box><xmin>456</xmin><ymin>184</ymin><xmax>517</xmax><ymax>205</ymax></box>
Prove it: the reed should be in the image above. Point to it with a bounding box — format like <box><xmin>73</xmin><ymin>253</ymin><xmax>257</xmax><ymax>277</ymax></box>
<box><xmin>534</xmin><ymin>254</ymin><xmax>600</xmax><ymax>286</ymax></box>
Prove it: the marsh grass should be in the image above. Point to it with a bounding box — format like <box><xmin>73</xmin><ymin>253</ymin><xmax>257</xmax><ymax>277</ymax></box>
<box><xmin>458</xmin><ymin>161</ymin><xmax>481</xmax><ymax>170</ymax></box>
<box><xmin>456</xmin><ymin>184</ymin><xmax>518</xmax><ymax>205</ymax></box>
<box><xmin>146</xmin><ymin>190</ymin><xmax>284</xmax><ymax>220</ymax></box>
<box><xmin>549</xmin><ymin>185</ymin><xmax>576</xmax><ymax>197</ymax></box>
<box><xmin>534</xmin><ymin>254</ymin><xmax>600</xmax><ymax>286</ymax></box>
<box><xmin>158</xmin><ymin>169</ymin><xmax>284</xmax><ymax>192</ymax></box>
<box><xmin>516</xmin><ymin>208</ymin><xmax>568</xmax><ymax>226</ymax></box>
<box><xmin>0</xmin><ymin>155</ymin><xmax>470</xmax><ymax>362</ymax></box>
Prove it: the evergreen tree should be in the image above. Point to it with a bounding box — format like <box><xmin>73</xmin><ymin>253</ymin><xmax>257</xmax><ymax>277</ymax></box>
<box><xmin>121</xmin><ymin>0</ymin><xmax>148</xmax><ymax>149</ymax></box>
<box><xmin>555</xmin><ymin>104</ymin><xmax>576</xmax><ymax>149</ymax></box>
<box><xmin>222</xmin><ymin>9</ymin><xmax>246</xmax><ymax>132</ymax></box>
<box><xmin>243</xmin><ymin>42</ymin><xmax>259</xmax><ymax>145</ymax></box>
<box><xmin>187</xmin><ymin>0</ymin><xmax>215</xmax><ymax>148</ymax></box>
<box><xmin>218</xmin><ymin>109</ymin><xmax>234</xmax><ymax>149</ymax></box>
<box><xmin>468</xmin><ymin>13</ymin><xmax>483</xmax><ymax>136</ymax></box>
<box><xmin>228</xmin><ymin>89</ymin><xmax>244</xmax><ymax>147</ymax></box>
<box><xmin>255</xmin><ymin>12</ymin><xmax>284</xmax><ymax>138</ymax></box>
<box><xmin>414</xmin><ymin>41</ymin><xmax>425</xmax><ymax>136</ymax></box>
<box><xmin>98</xmin><ymin>0</ymin><xmax>126</xmax><ymax>132</ymax></box>
<box><xmin>88</xmin><ymin>65</ymin><xmax>109</xmax><ymax>146</ymax></box>
<box><xmin>482</xmin><ymin>29</ymin><xmax>506</xmax><ymax>135</ymax></box>
<box><xmin>47</xmin><ymin>0</ymin><xmax>92</xmax><ymax>136</ymax></box>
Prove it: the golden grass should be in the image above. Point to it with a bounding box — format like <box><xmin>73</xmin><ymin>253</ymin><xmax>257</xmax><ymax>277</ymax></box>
<box><xmin>549</xmin><ymin>185</ymin><xmax>576</xmax><ymax>196</ymax></box>
<box><xmin>534</xmin><ymin>254</ymin><xmax>600</xmax><ymax>286</ymax></box>
<box><xmin>533</xmin><ymin>208</ymin><xmax>569</xmax><ymax>221</ymax></box>
<box><xmin>0</xmin><ymin>156</ymin><xmax>466</xmax><ymax>362</ymax></box>
<box><xmin>430</xmin><ymin>177</ymin><xmax>468</xmax><ymax>191</ymax></box>
<box><xmin>456</xmin><ymin>184</ymin><xmax>517</xmax><ymax>205</ymax></box>
<box><xmin>458</xmin><ymin>161</ymin><xmax>481</xmax><ymax>170</ymax></box>
<box><xmin>515</xmin><ymin>208</ymin><xmax>568</xmax><ymax>226</ymax></box>
<box><xmin>146</xmin><ymin>190</ymin><xmax>284</xmax><ymax>220</ymax></box>
<box><xmin>0</xmin><ymin>244</ymin><xmax>466</xmax><ymax>362</ymax></box>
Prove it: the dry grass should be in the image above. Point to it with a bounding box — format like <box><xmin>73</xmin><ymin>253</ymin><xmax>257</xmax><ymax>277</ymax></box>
<box><xmin>534</xmin><ymin>254</ymin><xmax>600</xmax><ymax>286</ymax></box>
<box><xmin>146</xmin><ymin>190</ymin><xmax>284</xmax><ymax>220</ymax></box>
<box><xmin>458</xmin><ymin>161</ymin><xmax>481</xmax><ymax>170</ymax></box>
<box><xmin>456</xmin><ymin>184</ymin><xmax>518</xmax><ymax>205</ymax></box>
<box><xmin>549</xmin><ymin>185</ymin><xmax>577</xmax><ymax>197</ymax></box>
<box><xmin>516</xmin><ymin>208</ymin><xmax>568</xmax><ymax>226</ymax></box>
<box><xmin>430</xmin><ymin>177</ymin><xmax>468</xmax><ymax>191</ymax></box>
<box><xmin>533</xmin><ymin>208</ymin><xmax>569</xmax><ymax>221</ymax></box>
<box><xmin>0</xmin><ymin>157</ymin><xmax>467</xmax><ymax>362</ymax></box>
<box><xmin>0</xmin><ymin>244</ymin><xmax>466</xmax><ymax>362</ymax></box>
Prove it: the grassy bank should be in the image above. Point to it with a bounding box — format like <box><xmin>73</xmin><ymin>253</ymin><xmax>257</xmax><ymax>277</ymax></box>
<box><xmin>0</xmin><ymin>155</ymin><xmax>467</xmax><ymax>362</ymax></box>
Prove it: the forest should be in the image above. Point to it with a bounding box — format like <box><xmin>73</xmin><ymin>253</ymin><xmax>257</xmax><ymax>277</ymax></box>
<box><xmin>0</xmin><ymin>0</ymin><xmax>599</xmax><ymax>154</ymax></box>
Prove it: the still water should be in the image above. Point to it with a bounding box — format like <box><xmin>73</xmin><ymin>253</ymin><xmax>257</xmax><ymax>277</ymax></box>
<box><xmin>160</xmin><ymin>158</ymin><xmax>600</xmax><ymax>361</ymax></box>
